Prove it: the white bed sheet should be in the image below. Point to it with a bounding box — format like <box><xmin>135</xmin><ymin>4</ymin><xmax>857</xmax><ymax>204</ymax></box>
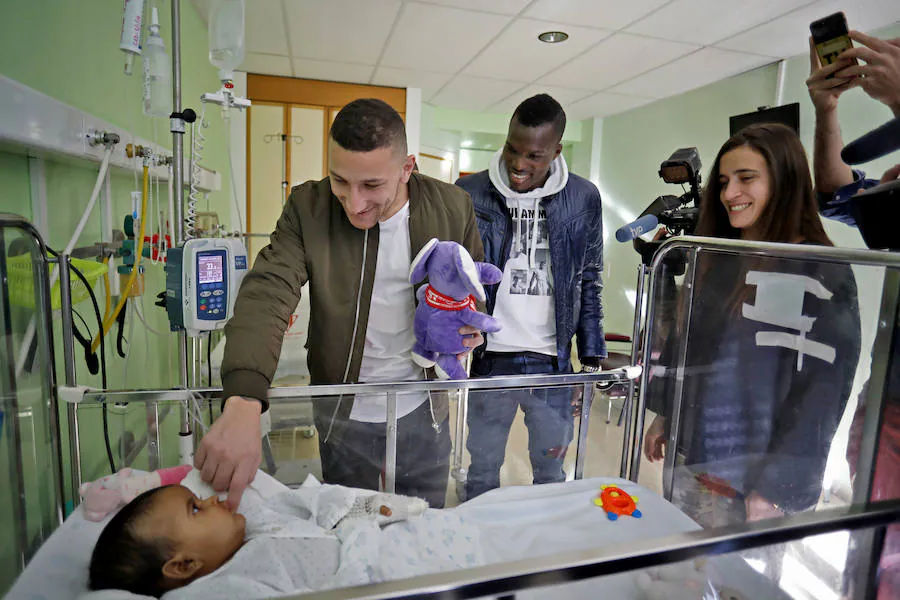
<box><xmin>6</xmin><ymin>476</ymin><xmax>784</xmax><ymax>600</ymax></box>
<box><xmin>454</xmin><ymin>477</ymin><xmax>788</xmax><ymax>599</ymax></box>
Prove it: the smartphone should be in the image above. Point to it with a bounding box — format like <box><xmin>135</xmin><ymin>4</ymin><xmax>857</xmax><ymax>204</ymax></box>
<box><xmin>810</xmin><ymin>12</ymin><xmax>856</xmax><ymax>67</ymax></box>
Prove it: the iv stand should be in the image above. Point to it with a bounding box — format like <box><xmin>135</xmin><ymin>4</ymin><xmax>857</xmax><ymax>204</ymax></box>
<box><xmin>264</xmin><ymin>133</ymin><xmax>304</xmax><ymax>206</ymax></box>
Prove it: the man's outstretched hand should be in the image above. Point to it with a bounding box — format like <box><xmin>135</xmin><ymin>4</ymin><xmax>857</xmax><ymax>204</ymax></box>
<box><xmin>195</xmin><ymin>395</ymin><xmax>262</xmax><ymax>510</ymax></box>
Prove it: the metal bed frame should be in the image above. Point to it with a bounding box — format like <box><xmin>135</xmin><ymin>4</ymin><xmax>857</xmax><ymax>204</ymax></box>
<box><xmin>67</xmin><ymin>372</ymin><xmax>637</xmax><ymax>499</ymax></box>
<box><xmin>5</xmin><ymin>213</ymin><xmax>900</xmax><ymax>599</ymax></box>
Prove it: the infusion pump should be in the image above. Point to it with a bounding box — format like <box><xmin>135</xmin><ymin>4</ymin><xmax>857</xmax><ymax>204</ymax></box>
<box><xmin>166</xmin><ymin>238</ymin><xmax>248</xmax><ymax>336</ymax></box>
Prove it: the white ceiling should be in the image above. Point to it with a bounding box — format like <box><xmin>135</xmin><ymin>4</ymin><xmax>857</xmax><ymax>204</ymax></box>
<box><xmin>192</xmin><ymin>0</ymin><xmax>900</xmax><ymax>120</ymax></box>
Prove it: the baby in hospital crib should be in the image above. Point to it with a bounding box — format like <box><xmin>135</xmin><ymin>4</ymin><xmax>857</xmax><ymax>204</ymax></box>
<box><xmin>86</xmin><ymin>469</ymin><xmax>484</xmax><ymax>599</ymax></box>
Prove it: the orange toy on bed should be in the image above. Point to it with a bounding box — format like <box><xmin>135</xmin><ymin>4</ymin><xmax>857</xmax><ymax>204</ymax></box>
<box><xmin>594</xmin><ymin>484</ymin><xmax>642</xmax><ymax>521</ymax></box>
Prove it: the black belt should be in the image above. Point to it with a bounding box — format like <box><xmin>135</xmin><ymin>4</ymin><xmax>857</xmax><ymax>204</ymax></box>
<box><xmin>481</xmin><ymin>350</ymin><xmax>560</xmax><ymax>370</ymax></box>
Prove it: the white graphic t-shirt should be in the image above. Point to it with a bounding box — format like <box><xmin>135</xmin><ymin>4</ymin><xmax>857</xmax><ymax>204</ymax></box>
<box><xmin>486</xmin><ymin>152</ymin><xmax>568</xmax><ymax>356</ymax></box>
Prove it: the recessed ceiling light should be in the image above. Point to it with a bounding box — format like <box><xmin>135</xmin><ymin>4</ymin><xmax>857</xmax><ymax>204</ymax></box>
<box><xmin>462</xmin><ymin>139</ymin><xmax>473</xmax><ymax>147</ymax></box>
<box><xmin>538</xmin><ymin>31</ymin><xmax>568</xmax><ymax>44</ymax></box>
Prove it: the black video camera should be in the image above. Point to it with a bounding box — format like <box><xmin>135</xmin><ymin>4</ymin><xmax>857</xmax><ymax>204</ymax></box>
<box><xmin>633</xmin><ymin>148</ymin><xmax>703</xmax><ymax>266</ymax></box>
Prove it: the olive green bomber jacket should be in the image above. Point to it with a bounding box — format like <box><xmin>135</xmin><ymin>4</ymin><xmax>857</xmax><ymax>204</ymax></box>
<box><xmin>221</xmin><ymin>171</ymin><xmax>484</xmax><ymax>432</ymax></box>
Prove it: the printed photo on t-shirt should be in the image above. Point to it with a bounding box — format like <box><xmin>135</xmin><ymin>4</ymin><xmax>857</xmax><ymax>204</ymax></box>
<box><xmin>510</xmin><ymin>269</ymin><xmax>528</xmax><ymax>295</ymax></box>
<box><xmin>535</xmin><ymin>219</ymin><xmax>550</xmax><ymax>249</ymax></box>
<box><xmin>506</xmin><ymin>205</ymin><xmax>553</xmax><ymax>297</ymax></box>
<box><xmin>527</xmin><ymin>251</ymin><xmax>553</xmax><ymax>297</ymax></box>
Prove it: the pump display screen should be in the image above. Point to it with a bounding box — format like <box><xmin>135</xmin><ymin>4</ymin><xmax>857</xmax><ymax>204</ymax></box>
<box><xmin>198</xmin><ymin>255</ymin><xmax>224</xmax><ymax>284</ymax></box>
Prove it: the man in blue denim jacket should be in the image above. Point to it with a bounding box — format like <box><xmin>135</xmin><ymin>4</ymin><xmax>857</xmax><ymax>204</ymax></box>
<box><xmin>456</xmin><ymin>94</ymin><xmax>606</xmax><ymax>500</ymax></box>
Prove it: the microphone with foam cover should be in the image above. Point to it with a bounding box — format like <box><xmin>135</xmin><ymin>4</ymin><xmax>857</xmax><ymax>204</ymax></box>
<box><xmin>841</xmin><ymin>117</ymin><xmax>900</xmax><ymax>165</ymax></box>
<box><xmin>615</xmin><ymin>214</ymin><xmax>659</xmax><ymax>243</ymax></box>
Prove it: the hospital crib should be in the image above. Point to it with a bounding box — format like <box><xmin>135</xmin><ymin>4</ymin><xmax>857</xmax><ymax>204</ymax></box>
<box><xmin>3</xmin><ymin>214</ymin><xmax>900</xmax><ymax>600</ymax></box>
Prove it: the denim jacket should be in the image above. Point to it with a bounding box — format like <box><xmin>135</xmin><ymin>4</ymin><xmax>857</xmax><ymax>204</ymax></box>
<box><xmin>456</xmin><ymin>170</ymin><xmax>606</xmax><ymax>364</ymax></box>
<box><xmin>816</xmin><ymin>168</ymin><xmax>879</xmax><ymax>227</ymax></box>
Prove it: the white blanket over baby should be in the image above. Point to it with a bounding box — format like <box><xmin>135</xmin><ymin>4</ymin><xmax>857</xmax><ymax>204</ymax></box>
<box><xmin>165</xmin><ymin>471</ymin><xmax>483</xmax><ymax>599</ymax></box>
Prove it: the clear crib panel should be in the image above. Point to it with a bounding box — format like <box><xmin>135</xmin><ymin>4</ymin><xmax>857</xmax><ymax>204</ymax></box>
<box><xmin>72</xmin><ymin>375</ymin><xmax>631</xmax><ymax>509</ymax></box>
<box><xmin>636</xmin><ymin>240</ymin><xmax>899</xmax><ymax>529</ymax></box>
<box><xmin>0</xmin><ymin>219</ymin><xmax>63</xmax><ymax>595</ymax></box>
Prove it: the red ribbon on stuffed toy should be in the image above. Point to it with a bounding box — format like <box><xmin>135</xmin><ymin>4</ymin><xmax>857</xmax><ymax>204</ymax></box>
<box><xmin>424</xmin><ymin>285</ymin><xmax>476</xmax><ymax>312</ymax></box>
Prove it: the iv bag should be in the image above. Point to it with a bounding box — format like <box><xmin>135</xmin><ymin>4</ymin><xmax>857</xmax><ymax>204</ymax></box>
<box><xmin>208</xmin><ymin>0</ymin><xmax>245</xmax><ymax>82</ymax></box>
<box><xmin>142</xmin><ymin>7</ymin><xmax>171</xmax><ymax>118</ymax></box>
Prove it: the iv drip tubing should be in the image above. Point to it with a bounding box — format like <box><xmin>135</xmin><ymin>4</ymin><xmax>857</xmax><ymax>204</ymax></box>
<box><xmin>90</xmin><ymin>164</ymin><xmax>149</xmax><ymax>353</ymax></box>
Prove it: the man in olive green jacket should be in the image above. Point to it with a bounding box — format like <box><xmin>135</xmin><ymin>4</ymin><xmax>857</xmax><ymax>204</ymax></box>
<box><xmin>195</xmin><ymin>99</ymin><xmax>484</xmax><ymax>509</ymax></box>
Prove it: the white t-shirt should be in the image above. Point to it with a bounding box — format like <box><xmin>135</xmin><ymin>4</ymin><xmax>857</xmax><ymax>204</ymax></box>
<box><xmin>351</xmin><ymin>201</ymin><xmax>427</xmax><ymax>422</ymax></box>
<box><xmin>486</xmin><ymin>152</ymin><xmax>569</xmax><ymax>356</ymax></box>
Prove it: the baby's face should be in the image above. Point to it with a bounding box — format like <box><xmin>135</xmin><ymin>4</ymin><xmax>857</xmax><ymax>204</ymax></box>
<box><xmin>146</xmin><ymin>485</ymin><xmax>246</xmax><ymax>574</ymax></box>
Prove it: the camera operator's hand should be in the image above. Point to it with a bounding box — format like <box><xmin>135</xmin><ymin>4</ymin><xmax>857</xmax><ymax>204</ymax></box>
<box><xmin>806</xmin><ymin>36</ymin><xmax>856</xmax><ymax>114</ymax></box>
<box><xmin>835</xmin><ymin>31</ymin><xmax>900</xmax><ymax>117</ymax></box>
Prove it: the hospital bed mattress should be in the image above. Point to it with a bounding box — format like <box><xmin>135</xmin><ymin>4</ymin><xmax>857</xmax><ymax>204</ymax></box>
<box><xmin>454</xmin><ymin>478</ymin><xmax>787</xmax><ymax>599</ymax></box>
<box><xmin>6</xmin><ymin>477</ymin><xmax>785</xmax><ymax>600</ymax></box>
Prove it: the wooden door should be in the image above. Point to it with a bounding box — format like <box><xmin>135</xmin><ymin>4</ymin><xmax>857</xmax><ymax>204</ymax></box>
<box><xmin>245</xmin><ymin>74</ymin><xmax>406</xmax><ymax>248</ymax></box>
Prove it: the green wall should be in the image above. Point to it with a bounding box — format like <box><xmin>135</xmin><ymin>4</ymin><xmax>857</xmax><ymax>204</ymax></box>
<box><xmin>569</xmin><ymin>118</ymin><xmax>595</xmax><ymax>180</ymax></box>
<box><xmin>420</xmin><ymin>103</ymin><xmax>462</xmax><ymax>154</ymax></box>
<box><xmin>598</xmin><ymin>63</ymin><xmax>779</xmax><ymax>333</ymax></box>
<box><xmin>0</xmin><ymin>0</ymin><xmax>228</xmax><ymax>591</ymax></box>
<box><xmin>459</xmin><ymin>148</ymin><xmax>495</xmax><ymax>174</ymax></box>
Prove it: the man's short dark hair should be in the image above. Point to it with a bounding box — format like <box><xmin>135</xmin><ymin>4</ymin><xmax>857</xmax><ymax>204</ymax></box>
<box><xmin>89</xmin><ymin>486</ymin><xmax>174</xmax><ymax>598</ymax></box>
<box><xmin>330</xmin><ymin>98</ymin><xmax>408</xmax><ymax>155</ymax></box>
<box><xmin>512</xmin><ymin>94</ymin><xmax>566</xmax><ymax>142</ymax></box>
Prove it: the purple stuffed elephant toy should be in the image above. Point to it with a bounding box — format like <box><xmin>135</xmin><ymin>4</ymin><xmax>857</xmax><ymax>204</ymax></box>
<box><xmin>409</xmin><ymin>238</ymin><xmax>502</xmax><ymax>380</ymax></box>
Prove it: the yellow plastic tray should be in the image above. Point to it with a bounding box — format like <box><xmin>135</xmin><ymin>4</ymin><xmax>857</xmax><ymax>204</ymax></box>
<box><xmin>7</xmin><ymin>254</ymin><xmax>107</xmax><ymax>311</ymax></box>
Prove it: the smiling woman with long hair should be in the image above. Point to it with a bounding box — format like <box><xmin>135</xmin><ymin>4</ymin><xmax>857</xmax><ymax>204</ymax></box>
<box><xmin>644</xmin><ymin>124</ymin><xmax>862</xmax><ymax>553</ymax></box>
<box><xmin>695</xmin><ymin>123</ymin><xmax>832</xmax><ymax>245</ymax></box>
